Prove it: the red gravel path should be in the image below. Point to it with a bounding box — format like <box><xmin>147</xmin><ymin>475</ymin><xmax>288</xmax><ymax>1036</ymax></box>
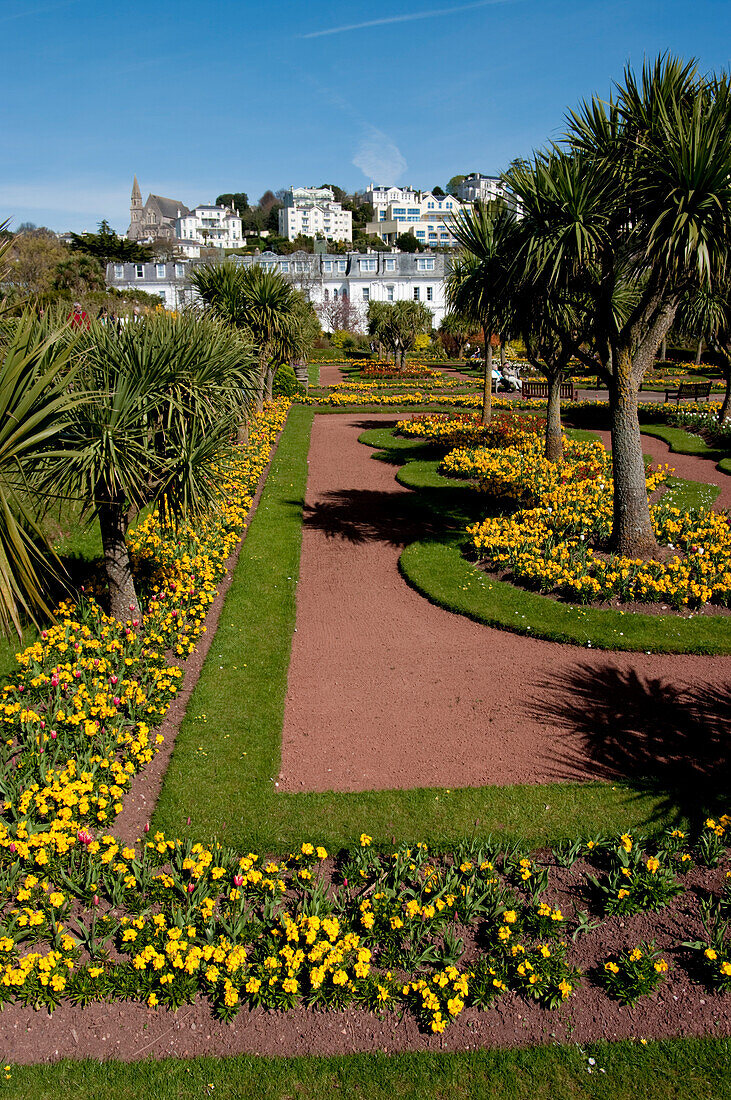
<box><xmin>279</xmin><ymin>414</ymin><xmax>730</xmax><ymax>794</ymax></box>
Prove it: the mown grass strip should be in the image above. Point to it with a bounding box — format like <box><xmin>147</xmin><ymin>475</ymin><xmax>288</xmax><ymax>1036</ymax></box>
<box><xmin>638</xmin><ymin>422</ymin><xmax>730</xmax><ymax>470</ymax></box>
<box><xmin>356</xmin><ymin>427</ymin><xmax>731</xmax><ymax>655</ymax></box>
<box><xmin>9</xmin><ymin>1038</ymin><xmax>731</xmax><ymax>1099</ymax></box>
<box><xmin>152</xmin><ymin>410</ymin><xmax>672</xmax><ymax>851</ymax></box>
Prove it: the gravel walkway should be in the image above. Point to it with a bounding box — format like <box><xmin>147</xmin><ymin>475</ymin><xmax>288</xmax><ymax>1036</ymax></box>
<box><xmin>279</xmin><ymin>414</ymin><xmax>730</xmax><ymax>794</ymax></box>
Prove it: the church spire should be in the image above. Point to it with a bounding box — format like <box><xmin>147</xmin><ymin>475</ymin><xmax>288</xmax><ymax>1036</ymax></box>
<box><xmin>129</xmin><ymin>176</ymin><xmax>143</xmax><ymax>239</ymax></box>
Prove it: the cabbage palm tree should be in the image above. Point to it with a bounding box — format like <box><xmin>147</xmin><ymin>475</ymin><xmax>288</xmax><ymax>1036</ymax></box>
<box><xmin>677</xmin><ymin>288</ymin><xmax>731</xmax><ymax>422</ymax></box>
<box><xmin>366</xmin><ymin>300</ymin><xmax>433</xmax><ymax>371</ymax></box>
<box><xmin>191</xmin><ymin>262</ymin><xmax>299</xmax><ymax>412</ymax></box>
<box><xmin>447</xmin><ymin>204</ymin><xmax>518</xmax><ymax>424</ymax></box>
<box><xmin>0</xmin><ymin>312</ymin><xmax>82</xmax><ymax>637</ymax></box>
<box><xmin>46</xmin><ymin>313</ymin><xmax>256</xmax><ymax>621</ymax></box>
<box><xmin>506</xmin><ymin>56</ymin><xmax>731</xmax><ymax>556</ymax></box>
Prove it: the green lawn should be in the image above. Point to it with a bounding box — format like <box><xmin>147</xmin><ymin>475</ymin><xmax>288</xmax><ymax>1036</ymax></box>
<box><xmin>152</xmin><ymin>408</ymin><xmax>697</xmax><ymax>853</ymax></box>
<box><xmin>8</xmin><ymin>1039</ymin><xmax>731</xmax><ymax>1099</ymax></box>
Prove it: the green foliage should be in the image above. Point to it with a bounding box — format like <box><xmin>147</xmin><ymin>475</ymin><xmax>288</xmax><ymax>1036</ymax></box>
<box><xmin>395</xmin><ymin>232</ymin><xmax>423</xmax><ymax>252</ymax></box>
<box><xmin>601</xmin><ymin>942</ymin><xmax>669</xmax><ymax>1005</ymax></box>
<box><xmin>69</xmin><ymin>220</ymin><xmax>152</xmax><ymax>264</ymax></box>
<box><xmin>273</xmin><ymin>363</ymin><xmax>304</xmax><ymax>397</ymax></box>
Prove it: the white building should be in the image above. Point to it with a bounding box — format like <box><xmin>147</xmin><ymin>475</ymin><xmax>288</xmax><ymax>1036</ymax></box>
<box><xmin>176</xmin><ymin>204</ymin><xmax>243</xmax><ymax>251</ymax></box>
<box><xmin>279</xmin><ymin>187</ymin><xmax>352</xmax><ymax>243</ymax></box>
<box><xmin>106</xmin><ymin>261</ymin><xmax>194</xmax><ymax>310</ymax></box>
<box><xmin>365</xmin><ymin>184</ymin><xmax>420</xmax><ymax>218</ymax></box>
<box><xmin>454</xmin><ymin>173</ymin><xmax>522</xmax><ymax>216</ymax></box>
<box><xmin>365</xmin><ymin>189</ymin><xmax>471</xmax><ymax>248</ymax></box>
<box><xmin>106</xmin><ymin>251</ymin><xmax>451</xmax><ymax>326</ymax></box>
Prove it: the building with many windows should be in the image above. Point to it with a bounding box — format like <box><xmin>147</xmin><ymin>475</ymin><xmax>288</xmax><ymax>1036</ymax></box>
<box><xmin>279</xmin><ymin>187</ymin><xmax>353</xmax><ymax>243</ymax></box>
<box><xmin>106</xmin><ymin>250</ymin><xmax>451</xmax><ymax>326</ymax></box>
<box><xmin>364</xmin><ymin>189</ymin><xmax>471</xmax><ymax>248</ymax></box>
<box><xmin>106</xmin><ymin>260</ymin><xmax>193</xmax><ymax>310</ymax></box>
<box><xmin>454</xmin><ymin>173</ymin><xmax>522</xmax><ymax>216</ymax></box>
<box><xmin>176</xmin><ymin>204</ymin><xmax>243</xmax><ymax>251</ymax></box>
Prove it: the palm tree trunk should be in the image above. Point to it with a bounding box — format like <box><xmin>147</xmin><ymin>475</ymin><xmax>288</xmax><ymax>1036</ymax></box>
<box><xmin>98</xmin><ymin>495</ymin><xmax>139</xmax><ymax>622</ymax></box>
<box><xmin>545</xmin><ymin>373</ymin><xmax>563</xmax><ymax>461</ymax></box>
<box><xmin>696</xmin><ymin>336</ymin><xmax>703</xmax><ymax>365</ymax></box>
<box><xmin>482</xmin><ymin>329</ymin><xmax>493</xmax><ymax>426</ymax></box>
<box><xmin>500</xmin><ymin>338</ymin><xmax>507</xmax><ymax>370</ymax></box>
<box><xmin>265</xmin><ymin>366</ymin><xmax>275</xmax><ymax>402</ymax></box>
<box><xmin>719</xmin><ymin>355</ymin><xmax>731</xmax><ymax>423</ymax></box>
<box><xmin>608</xmin><ymin>365</ymin><xmax>657</xmax><ymax>557</ymax></box>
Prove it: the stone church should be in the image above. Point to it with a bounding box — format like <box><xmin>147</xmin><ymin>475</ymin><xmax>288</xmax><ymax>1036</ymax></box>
<box><xmin>127</xmin><ymin>177</ymin><xmax>189</xmax><ymax>241</ymax></box>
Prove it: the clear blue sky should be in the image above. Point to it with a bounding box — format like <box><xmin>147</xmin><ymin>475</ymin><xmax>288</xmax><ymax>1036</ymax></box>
<box><xmin>4</xmin><ymin>0</ymin><xmax>730</xmax><ymax>232</ymax></box>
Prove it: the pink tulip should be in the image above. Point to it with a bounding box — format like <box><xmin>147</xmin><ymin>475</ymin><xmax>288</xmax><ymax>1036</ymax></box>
<box><xmin>233</xmin><ymin>875</ymin><xmax>244</xmax><ymax>887</ymax></box>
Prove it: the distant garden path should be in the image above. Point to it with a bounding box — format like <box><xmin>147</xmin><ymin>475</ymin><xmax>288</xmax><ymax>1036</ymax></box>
<box><xmin>279</xmin><ymin>413</ymin><xmax>729</xmax><ymax>794</ymax></box>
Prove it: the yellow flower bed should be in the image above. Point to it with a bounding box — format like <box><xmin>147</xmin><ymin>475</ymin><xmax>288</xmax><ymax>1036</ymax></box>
<box><xmin>450</xmin><ymin>435</ymin><xmax>731</xmax><ymax>608</ymax></box>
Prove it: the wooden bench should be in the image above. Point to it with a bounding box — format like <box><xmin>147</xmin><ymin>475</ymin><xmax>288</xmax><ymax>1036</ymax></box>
<box><xmin>663</xmin><ymin>380</ymin><xmax>712</xmax><ymax>403</ymax></box>
<box><xmin>520</xmin><ymin>380</ymin><xmax>577</xmax><ymax>400</ymax></box>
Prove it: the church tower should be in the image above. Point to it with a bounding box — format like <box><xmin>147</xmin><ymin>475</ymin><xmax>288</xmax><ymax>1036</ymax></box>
<box><xmin>129</xmin><ymin>176</ymin><xmax>143</xmax><ymax>239</ymax></box>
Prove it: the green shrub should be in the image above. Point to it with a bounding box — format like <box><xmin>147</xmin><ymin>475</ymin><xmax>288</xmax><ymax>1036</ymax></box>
<box><xmin>273</xmin><ymin>364</ymin><xmax>304</xmax><ymax>398</ymax></box>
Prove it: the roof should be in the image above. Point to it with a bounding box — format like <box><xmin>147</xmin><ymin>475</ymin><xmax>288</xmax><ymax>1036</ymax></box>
<box><xmin>146</xmin><ymin>194</ymin><xmax>190</xmax><ymax>219</ymax></box>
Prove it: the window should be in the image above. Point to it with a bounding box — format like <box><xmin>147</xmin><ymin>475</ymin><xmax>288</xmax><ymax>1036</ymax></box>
<box><xmin>280</xmin><ymin>261</ymin><xmax>290</xmax><ymax>272</ymax></box>
<box><xmin>426</xmin><ymin>286</ymin><xmax>433</xmax><ymax>301</ymax></box>
<box><xmin>416</xmin><ymin>230</ymin><xmax>426</xmax><ymax>239</ymax></box>
<box><xmin>322</xmin><ymin>260</ymin><xmax>333</xmax><ymax>272</ymax></box>
<box><xmin>385</xmin><ymin>258</ymin><xmax>396</xmax><ymax>271</ymax></box>
<box><xmin>387</xmin><ymin>285</ymin><xmax>394</xmax><ymax>301</ymax></box>
<box><xmin>379</xmin><ymin>211</ymin><xmax>386</xmax><ymax>220</ymax></box>
<box><xmin>337</xmin><ymin>260</ymin><xmax>347</xmax><ymax>272</ymax></box>
<box><xmin>393</xmin><ymin>207</ymin><xmax>406</xmax><ymax>217</ymax></box>
<box><xmin>175</xmin><ymin>264</ymin><xmax>184</xmax><ymax>278</ymax></box>
<box><xmin>156</xmin><ymin>264</ymin><xmax>165</xmax><ymax>278</ymax></box>
<box><xmin>362</xmin><ymin>287</ymin><xmax>369</xmax><ymax>301</ymax></box>
<box><xmin>135</xmin><ymin>264</ymin><xmax>144</xmax><ymax>278</ymax></box>
<box><xmin>413</xmin><ymin>287</ymin><xmax>420</xmax><ymax>301</ymax></box>
<box><xmin>158</xmin><ymin>290</ymin><xmax>166</xmax><ymax>301</ymax></box>
<box><xmin>429</xmin><ymin>233</ymin><xmax>437</xmax><ymax>240</ymax></box>
<box><xmin>333</xmin><ymin>288</ymin><xmax>338</xmax><ymax>299</ymax></box>
<box><xmin>324</xmin><ymin>289</ymin><xmax>329</xmax><ymax>301</ymax></box>
<box><xmin>114</xmin><ymin>264</ymin><xmax>124</xmax><ymax>279</ymax></box>
<box><xmin>360</xmin><ymin>258</ymin><xmax>376</xmax><ymax>271</ymax></box>
<box><xmin>417</xmin><ymin>258</ymin><xmax>435</xmax><ymax>271</ymax></box>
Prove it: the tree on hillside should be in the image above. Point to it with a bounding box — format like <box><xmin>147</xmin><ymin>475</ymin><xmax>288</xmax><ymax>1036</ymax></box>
<box><xmin>395</xmin><ymin>232</ymin><xmax>424</xmax><ymax>253</ymax></box>
<box><xmin>216</xmin><ymin>192</ymin><xmax>249</xmax><ymax>214</ymax></box>
<box><xmin>438</xmin><ymin>312</ymin><xmax>475</xmax><ymax>360</ymax></box>
<box><xmin>506</xmin><ymin>55</ymin><xmax>731</xmax><ymax>556</ymax></box>
<box><xmin>52</xmin><ymin>253</ymin><xmax>106</xmax><ymax>297</ymax></box>
<box><xmin>446</xmin><ymin>175</ymin><xmax>466</xmax><ymax>196</ymax></box>
<box><xmin>70</xmin><ymin>221</ymin><xmax>152</xmax><ymax>265</ymax></box>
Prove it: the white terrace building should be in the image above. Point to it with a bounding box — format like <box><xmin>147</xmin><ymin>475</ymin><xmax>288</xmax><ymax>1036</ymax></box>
<box><xmin>279</xmin><ymin>187</ymin><xmax>352</xmax><ymax>243</ymax></box>
<box><xmin>365</xmin><ymin>190</ymin><xmax>471</xmax><ymax>248</ymax></box>
<box><xmin>106</xmin><ymin>250</ymin><xmax>451</xmax><ymax>327</ymax></box>
<box><xmin>176</xmin><ymin>204</ymin><xmax>244</xmax><ymax>251</ymax></box>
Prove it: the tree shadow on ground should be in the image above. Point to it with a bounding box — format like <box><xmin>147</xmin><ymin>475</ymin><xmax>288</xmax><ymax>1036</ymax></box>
<box><xmin>532</xmin><ymin>663</ymin><xmax>731</xmax><ymax>828</ymax></box>
<box><xmin>301</xmin><ymin>489</ymin><xmax>432</xmax><ymax>547</ymax></box>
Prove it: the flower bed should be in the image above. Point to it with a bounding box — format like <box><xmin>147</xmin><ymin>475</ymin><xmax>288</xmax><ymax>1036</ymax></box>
<box><xmin>2</xmin><ymin>397</ymin><xmax>731</xmax><ymax>1043</ymax></box>
<box><xmin>447</xmin><ymin>434</ymin><xmax>731</xmax><ymax>609</ymax></box>
<box><xmin>396</xmin><ymin>411</ymin><xmax>544</xmax><ymax>448</ymax></box>
<box><xmin>359</xmin><ymin>362</ymin><xmax>442</xmax><ymax>381</ymax></box>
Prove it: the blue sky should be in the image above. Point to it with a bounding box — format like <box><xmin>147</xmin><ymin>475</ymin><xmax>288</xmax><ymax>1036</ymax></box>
<box><xmin>4</xmin><ymin>0</ymin><xmax>730</xmax><ymax>232</ymax></box>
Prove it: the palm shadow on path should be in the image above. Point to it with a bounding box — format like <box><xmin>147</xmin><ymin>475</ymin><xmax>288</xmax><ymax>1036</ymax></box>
<box><xmin>532</xmin><ymin>663</ymin><xmax>731</xmax><ymax>828</ymax></box>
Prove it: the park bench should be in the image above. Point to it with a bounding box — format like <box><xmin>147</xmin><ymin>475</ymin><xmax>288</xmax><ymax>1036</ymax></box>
<box><xmin>663</xmin><ymin>380</ymin><xmax>712</xmax><ymax>403</ymax></box>
<box><xmin>520</xmin><ymin>380</ymin><xmax>577</xmax><ymax>400</ymax></box>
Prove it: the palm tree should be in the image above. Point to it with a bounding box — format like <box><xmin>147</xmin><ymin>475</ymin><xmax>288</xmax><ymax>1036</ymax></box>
<box><xmin>506</xmin><ymin>56</ymin><xmax>731</xmax><ymax>556</ymax></box>
<box><xmin>191</xmin><ymin>262</ymin><xmax>299</xmax><ymax>412</ymax></box>
<box><xmin>447</xmin><ymin>203</ymin><xmax>518</xmax><ymax>425</ymax></box>
<box><xmin>438</xmin><ymin>311</ymin><xmax>475</xmax><ymax>361</ymax></box>
<box><xmin>677</xmin><ymin>288</ymin><xmax>731</xmax><ymax>422</ymax></box>
<box><xmin>366</xmin><ymin>300</ymin><xmax>433</xmax><ymax>371</ymax></box>
<box><xmin>0</xmin><ymin>312</ymin><xmax>83</xmax><ymax>637</ymax></box>
<box><xmin>46</xmin><ymin>313</ymin><xmax>256</xmax><ymax>621</ymax></box>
